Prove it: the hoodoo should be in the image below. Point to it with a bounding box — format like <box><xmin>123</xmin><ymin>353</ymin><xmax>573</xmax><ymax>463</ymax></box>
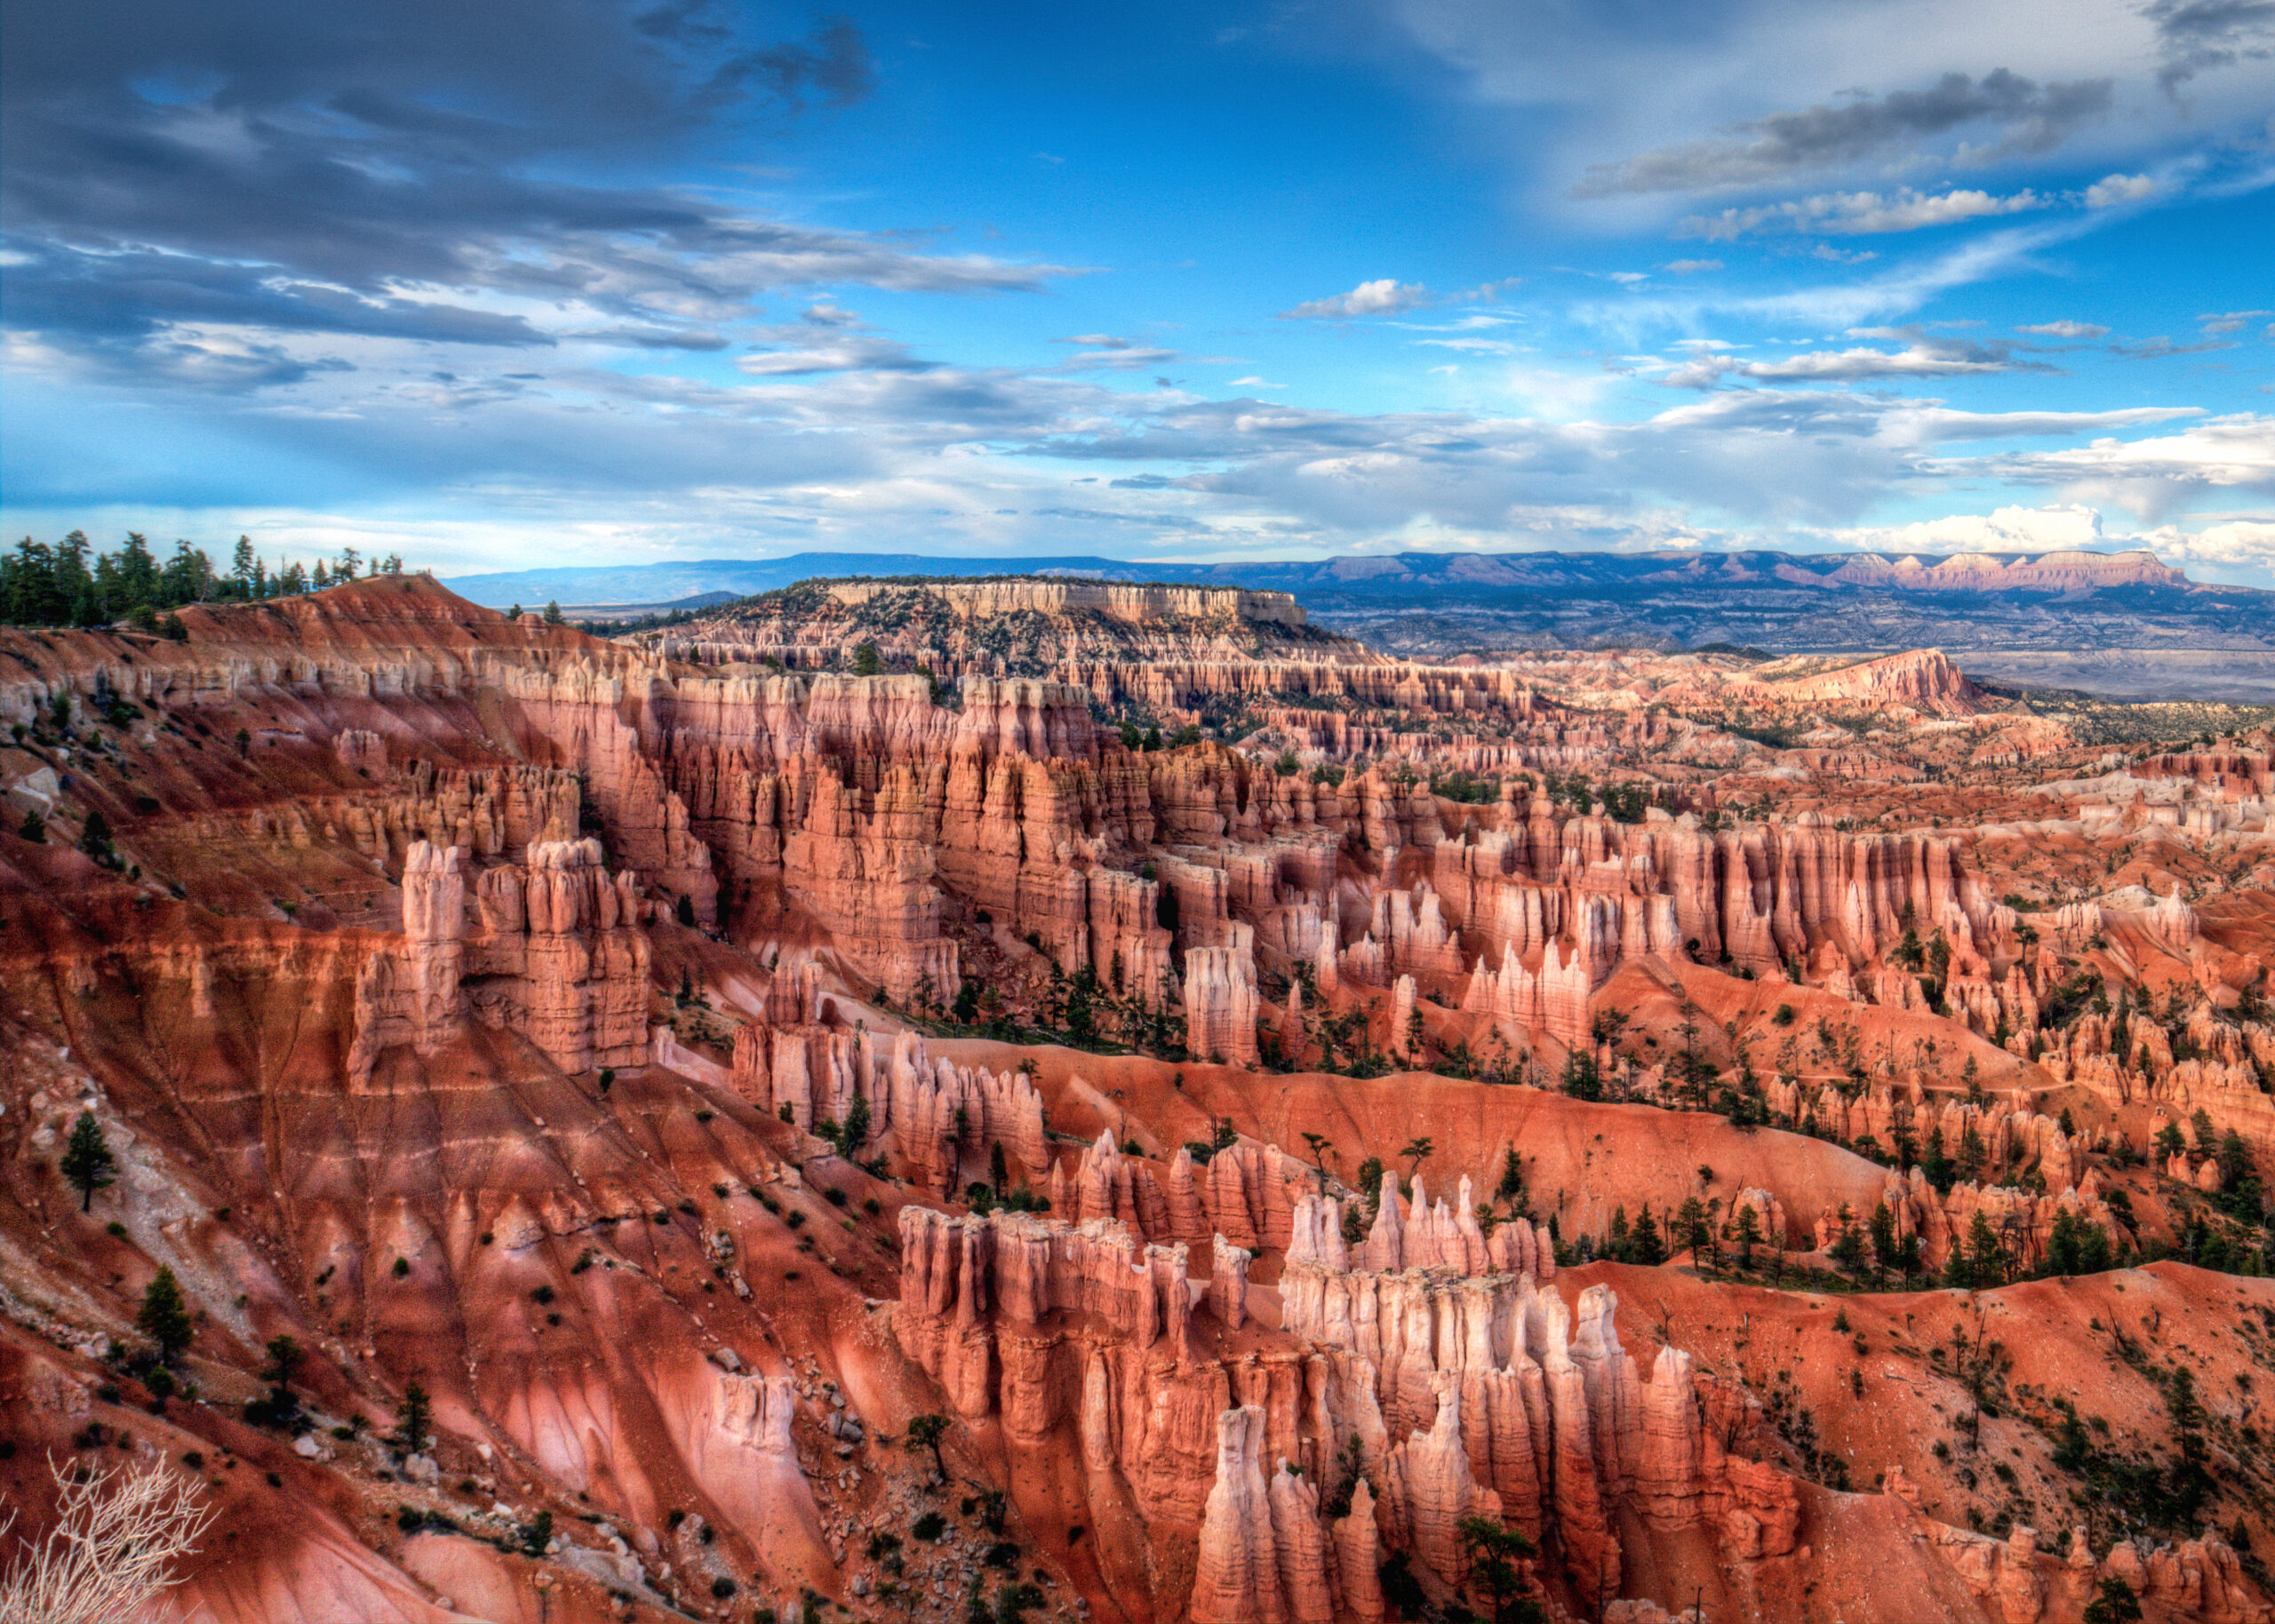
<box><xmin>0</xmin><ymin>570</ymin><xmax>2269</xmax><ymax>1624</ymax></box>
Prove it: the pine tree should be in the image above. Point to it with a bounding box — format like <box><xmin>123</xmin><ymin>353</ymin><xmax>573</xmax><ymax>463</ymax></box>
<box><xmin>1629</xmin><ymin>1202</ymin><xmax>1666</xmax><ymax>1265</ymax></box>
<box><xmin>1868</xmin><ymin>1201</ymin><xmax>1898</xmax><ymax>1283</ymax></box>
<box><xmin>17</xmin><ymin>809</ymin><xmax>44</xmax><ymax>842</ymax></box>
<box><xmin>138</xmin><ymin>1266</ymin><xmax>194</xmax><ymax>1365</ymax></box>
<box><xmin>116</xmin><ymin>533</ymin><xmax>159</xmax><ymax>607</ymax></box>
<box><xmin>394</xmin><ymin>1380</ymin><xmax>433</xmax><ymax>1453</ymax></box>
<box><xmin>78</xmin><ymin>807</ymin><xmax>116</xmax><ymax>865</ymax></box>
<box><xmin>1457</xmin><ymin>1515</ymin><xmax>1542</xmax><ymax>1624</ymax></box>
<box><xmin>904</xmin><ymin>1413</ymin><xmax>950</xmax><ymax>1481</ymax></box>
<box><xmin>2084</xmin><ymin>1576</ymin><xmax>2143</xmax><ymax>1624</ymax></box>
<box><xmin>1920</xmin><ymin>1124</ymin><xmax>1955</xmax><ymax>1192</ymax></box>
<box><xmin>60</xmin><ymin>1110</ymin><xmax>116</xmax><ymax>1211</ymax></box>
<box><xmin>57</xmin><ymin>531</ymin><xmax>93</xmax><ymax>623</ymax></box>
<box><xmin>543</xmin><ymin>600</ymin><xmax>563</xmax><ymax>625</ymax></box>
<box><xmin>1947</xmin><ymin>1210</ymin><xmax>2005</xmax><ymax>1288</ymax></box>
<box><xmin>1730</xmin><ymin>1203</ymin><xmax>1763</xmax><ymax>1269</ymax></box>
<box><xmin>260</xmin><ymin>1333</ymin><xmax>304</xmax><ymax>1396</ymax></box>
<box><xmin>1955</xmin><ymin>1121</ymin><xmax>1987</xmax><ymax>1183</ymax></box>
<box><xmin>1673</xmin><ymin>1196</ymin><xmax>1712</xmax><ymax>1267</ymax></box>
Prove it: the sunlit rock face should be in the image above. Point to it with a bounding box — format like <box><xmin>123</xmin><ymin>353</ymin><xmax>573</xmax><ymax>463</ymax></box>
<box><xmin>1</xmin><ymin>574</ymin><xmax>2270</xmax><ymax>1624</ymax></box>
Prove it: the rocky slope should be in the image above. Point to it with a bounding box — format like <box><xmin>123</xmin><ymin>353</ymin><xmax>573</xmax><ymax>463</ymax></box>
<box><xmin>0</xmin><ymin>572</ymin><xmax>2271</xmax><ymax>1624</ymax></box>
<box><xmin>447</xmin><ymin>549</ymin><xmax>2275</xmax><ymax>700</ymax></box>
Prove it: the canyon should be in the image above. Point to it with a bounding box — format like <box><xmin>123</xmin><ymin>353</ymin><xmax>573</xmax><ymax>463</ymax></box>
<box><xmin>1</xmin><ymin>570</ymin><xmax>2271</xmax><ymax>1624</ymax></box>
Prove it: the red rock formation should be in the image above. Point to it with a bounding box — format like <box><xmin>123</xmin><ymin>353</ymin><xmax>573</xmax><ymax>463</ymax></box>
<box><xmin>1735</xmin><ymin>648</ymin><xmax>1988</xmax><ymax>715</ymax></box>
<box><xmin>1381</xmin><ymin>1375</ymin><xmax>1501</xmax><ymax>1589</ymax></box>
<box><xmin>5</xmin><ymin>574</ymin><xmax>2272</xmax><ymax>1624</ymax></box>
<box><xmin>350</xmin><ymin>838</ymin><xmax>650</xmax><ymax>1079</ymax></box>
<box><xmin>894</xmin><ymin>1206</ymin><xmax>1191</xmax><ymax>1418</ymax></box>
<box><xmin>1185</xmin><ymin>937</ymin><xmax>1262</xmax><ymax>1065</ymax></box>
<box><xmin>1190</xmin><ymin>1405</ymin><xmax>1288</xmax><ymax>1623</ymax></box>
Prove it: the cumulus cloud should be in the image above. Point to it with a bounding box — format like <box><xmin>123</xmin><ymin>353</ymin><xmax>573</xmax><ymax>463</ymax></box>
<box><xmin>2145</xmin><ymin>517</ymin><xmax>2275</xmax><ymax>575</ymax></box>
<box><xmin>1576</xmin><ymin>69</ymin><xmax>2113</xmax><ymax>196</ymax></box>
<box><xmin>2083</xmin><ymin>172</ymin><xmax>2160</xmax><ymax>207</ymax></box>
<box><xmin>1678</xmin><ymin>187</ymin><xmax>2047</xmax><ymax>240</ymax></box>
<box><xmin>2018</xmin><ymin>320</ymin><xmax>2111</xmax><ymax>338</ymax></box>
<box><xmin>1280</xmin><ymin>279</ymin><xmax>1437</xmax><ymax>319</ymax></box>
<box><xmin>1279</xmin><ymin>276</ymin><xmax>1519</xmax><ymax>320</ymax></box>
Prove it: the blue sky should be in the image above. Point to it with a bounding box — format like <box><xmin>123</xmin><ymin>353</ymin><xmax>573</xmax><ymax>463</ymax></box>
<box><xmin>4</xmin><ymin>0</ymin><xmax>2272</xmax><ymax>579</ymax></box>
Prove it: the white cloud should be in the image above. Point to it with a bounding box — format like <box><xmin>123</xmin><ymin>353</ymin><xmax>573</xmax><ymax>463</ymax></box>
<box><xmin>1282</xmin><ymin>276</ymin><xmax>1510</xmax><ymax>318</ymax></box>
<box><xmin>1736</xmin><ymin>343</ymin><xmax>2011</xmax><ymax>380</ymax></box>
<box><xmin>1948</xmin><ymin>413</ymin><xmax>2275</xmax><ymax>520</ymax></box>
<box><xmin>1679</xmin><ymin>187</ymin><xmax>2047</xmax><ymax>241</ymax></box>
<box><xmin>2143</xmin><ymin>517</ymin><xmax>2275</xmax><ymax>576</ymax></box>
<box><xmin>1375</xmin><ymin>0</ymin><xmax>2275</xmax><ymax>222</ymax></box>
<box><xmin>2018</xmin><ymin>320</ymin><xmax>2111</xmax><ymax>338</ymax></box>
<box><xmin>733</xmin><ymin>332</ymin><xmax>930</xmax><ymax>376</ymax></box>
<box><xmin>1664</xmin><ymin>259</ymin><xmax>1723</xmax><ymax>274</ymax></box>
<box><xmin>1048</xmin><ymin>338</ymin><xmax>1181</xmax><ymax>371</ymax></box>
<box><xmin>1280</xmin><ymin>279</ymin><xmax>1435</xmax><ymax>319</ymax></box>
<box><xmin>1393</xmin><ymin>314</ymin><xmax>1518</xmax><ymax>331</ymax></box>
<box><xmin>1228</xmin><ymin>377</ymin><xmax>1286</xmax><ymax>388</ymax></box>
<box><xmin>1663</xmin><ymin>354</ymin><xmax>1738</xmax><ymax>389</ymax></box>
<box><xmin>2083</xmin><ymin>172</ymin><xmax>2159</xmax><ymax>208</ymax></box>
<box><xmin>1811</xmin><ymin>503</ymin><xmax>2109</xmax><ymax>553</ymax></box>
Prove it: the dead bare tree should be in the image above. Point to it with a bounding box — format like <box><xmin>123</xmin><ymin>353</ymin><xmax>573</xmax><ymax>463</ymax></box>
<box><xmin>0</xmin><ymin>1455</ymin><xmax>215</xmax><ymax>1624</ymax></box>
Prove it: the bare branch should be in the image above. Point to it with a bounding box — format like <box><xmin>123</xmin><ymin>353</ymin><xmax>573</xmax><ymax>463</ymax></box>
<box><xmin>0</xmin><ymin>1455</ymin><xmax>216</xmax><ymax>1624</ymax></box>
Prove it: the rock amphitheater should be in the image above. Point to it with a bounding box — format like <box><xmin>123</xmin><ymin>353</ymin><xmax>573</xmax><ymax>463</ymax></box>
<box><xmin>1</xmin><ymin>571</ymin><xmax>2271</xmax><ymax>1624</ymax></box>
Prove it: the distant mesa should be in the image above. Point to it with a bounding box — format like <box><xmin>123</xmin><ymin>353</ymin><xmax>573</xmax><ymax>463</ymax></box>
<box><xmin>818</xmin><ymin>576</ymin><xmax>1306</xmax><ymax>627</ymax></box>
<box><xmin>1815</xmin><ymin>549</ymin><xmax>2188</xmax><ymax>593</ymax></box>
<box><xmin>439</xmin><ymin>545</ymin><xmax>2207</xmax><ymax>609</ymax></box>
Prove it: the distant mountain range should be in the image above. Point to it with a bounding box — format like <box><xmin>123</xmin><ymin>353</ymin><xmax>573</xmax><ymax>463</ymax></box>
<box><xmin>442</xmin><ymin>548</ymin><xmax>2275</xmax><ymax>701</ymax></box>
